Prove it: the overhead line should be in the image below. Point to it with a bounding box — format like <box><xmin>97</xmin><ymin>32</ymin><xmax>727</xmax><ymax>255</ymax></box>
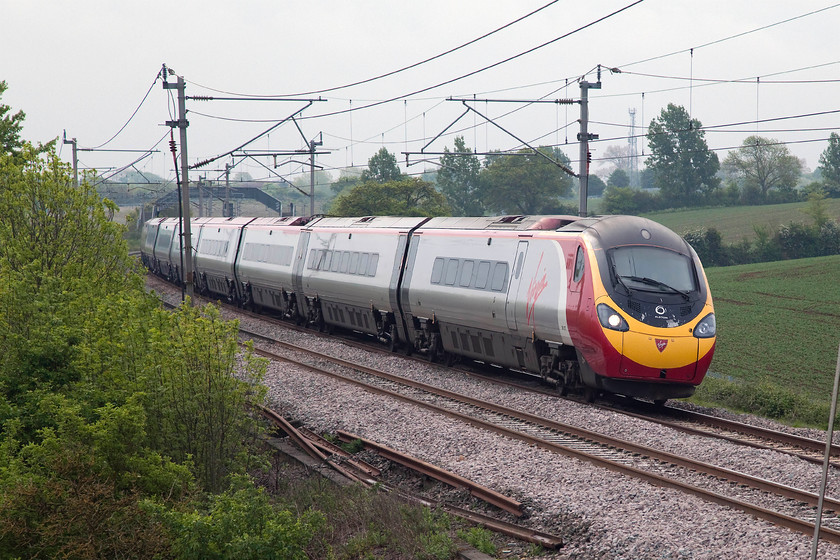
<box><xmin>184</xmin><ymin>0</ymin><xmax>563</xmax><ymax>98</ymax></box>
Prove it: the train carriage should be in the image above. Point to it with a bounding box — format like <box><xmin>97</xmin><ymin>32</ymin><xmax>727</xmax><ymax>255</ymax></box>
<box><xmin>192</xmin><ymin>217</ymin><xmax>256</xmax><ymax>301</ymax></box>
<box><xmin>234</xmin><ymin>216</ymin><xmax>312</xmax><ymax>316</ymax></box>
<box><xmin>296</xmin><ymin>216</ymin><xmax>430</xmax><ymax>343</ymax></box>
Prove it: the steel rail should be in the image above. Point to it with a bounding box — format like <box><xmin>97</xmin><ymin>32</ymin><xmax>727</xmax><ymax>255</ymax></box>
<box><xmin>249</xmin><ymin>342</ymin><xmax>840</xmax><ymax>544</ymax></box>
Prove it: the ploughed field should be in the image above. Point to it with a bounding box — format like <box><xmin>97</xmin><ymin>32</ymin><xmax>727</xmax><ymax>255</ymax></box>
<box><xmin>704</xmin><ymin>255</ymin><xmax>840</xmax><ymax>405</ymax></box>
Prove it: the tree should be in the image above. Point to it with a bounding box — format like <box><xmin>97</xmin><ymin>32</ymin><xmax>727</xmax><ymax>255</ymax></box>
<box><xmin>329</xmin><ymin>177</ymin><xmax>450</xmax><ymax>217</ymax></box>
<box><xmin>588</xmin><ymin>174</ymin><xmax>607</xmax><ymax>197</ymax></box>
<box><xmin>0</xmin><ymin>81</ymin><xmax>25</xmax><ymax>155</ymax></box>
<box><xmin>646</xmin><ymin>104</ymin><xmax>720</xmax><ymax>206</ymax></box>
<box><xmin>360</xmin><ymin>147</ymin><xmax>404</xmax><ymax>183</ymax></box>
<box><xmin>722</xmin><ymin>136</ymin><xmax>803</xmax><ymax>202</ymax></box>
<box><xmin>479</xmin><ymin>147</ymin><xmax>573</xmax><ymax>214</ymax></box>
<box><xmin>818</xmin><ymin>132</ymin><xmax>840</xmax><ymax>197</ymax></box>
<box><xmin>607</xmin><ymin>168</ymin><xmax>630</xmax><ymax>188</ymax></box>
<box><xmin>600</xmin><ymin>144</ymin><xmax>633</xmax><ymax>176</ymax></box>
<box><xmin>437</xmin><ymin>136</ymin><xmax>483</xmax><ymax>215</ymax></box>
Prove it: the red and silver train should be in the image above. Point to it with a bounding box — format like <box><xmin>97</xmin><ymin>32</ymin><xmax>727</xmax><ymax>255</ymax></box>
<box><xmin>141</xmin><ymin>214</ymin><xmax>716</xmax><ymax>403</ymax></box>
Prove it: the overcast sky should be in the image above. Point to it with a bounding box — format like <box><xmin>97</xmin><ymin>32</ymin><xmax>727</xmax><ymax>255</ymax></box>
<box><xmin>3</xmin><ymin>0</ymin><xmax>839</xmax><ymax>188</ymax></box>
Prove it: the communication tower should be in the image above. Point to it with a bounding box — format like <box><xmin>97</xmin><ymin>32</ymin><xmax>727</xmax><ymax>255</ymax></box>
<box><xmin>628</xmin><ymin>108</ymin><xmax>639</xmax><ymax>188</ymax></box>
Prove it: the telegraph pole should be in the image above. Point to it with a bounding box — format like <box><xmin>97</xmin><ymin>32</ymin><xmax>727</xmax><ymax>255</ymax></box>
<box><xmin>577</xmin><ymin>71</ymin><xmax>601</xmax><ymax>217</ymax></box>
<box><xmin>163</xmin><ymin>66</ymin><xmax>194</xmax><ymax>302</ymax></box>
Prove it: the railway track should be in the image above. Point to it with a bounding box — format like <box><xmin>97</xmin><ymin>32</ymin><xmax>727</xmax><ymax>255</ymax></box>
<box><xmin>152</xmin><ymin>272</ymin><xmax>840</xmax><ymax>472</ymax></box>
<box><xmin>237</xmin><ymin>322</ymin><xmax>840</xmax><ymax>544</ymax></box>
<box><xmin>148</xmin><ymin>276</ymin><xmax>840</xmax><ymax>543</ymax></box>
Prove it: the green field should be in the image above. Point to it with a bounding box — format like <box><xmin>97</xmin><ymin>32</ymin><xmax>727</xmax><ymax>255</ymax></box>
<box><xmin>697</xmin><ymin>255</ymin><xmax>840</xmax><ymax>425</ymax></box>
<box><xmin>643</xmin><ymin>198</ymin><xmax>840</xmax><ymax>244</ymax></box>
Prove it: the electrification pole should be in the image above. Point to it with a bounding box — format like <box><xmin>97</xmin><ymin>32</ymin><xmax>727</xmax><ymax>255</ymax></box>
<box><xmin>309</xmin><ymin>133</ymin><xmax>323</xmax><ymax>217</ymax></box>
<box><xmin>63</xmin><ymin>131</ymin><xmax>78</xmax><ymax>187</ymax></box>
<box><xmin>224</xmin><ymin>163</ymin><xmax>232</xmax><ymax>217</ymax></box>
<box><xmin>577</xmin><ymin>74</ymin><xmax>600</xmax><ymax>217</ymax></box>
<box><xmin>163</xmin><ymin>67</ymin><xmax>194</xmax><ymax>302</ymax></box>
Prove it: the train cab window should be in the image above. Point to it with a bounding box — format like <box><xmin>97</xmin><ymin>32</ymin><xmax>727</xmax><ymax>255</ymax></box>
<box><xmin>431</xmin><ymin>258</ymin><xmax>444</xmax><ymax>284</ymax></box>
<box><xmin>475</xmin><ymin>261</ymin><xmax>490</xmax><ymax>289</ymax></box>
<box><xmin>459</xmin><ymin>260</ymin><xmax>474</xmax><ymax>287</ymax></box>
<box><xmin>573</xmin><ymin>246</ymin><xmax>585</xmax><ymax>283</ymax></box>
<box><xmin>491</xmin><ymin>262</ymin><xmax>508</xmax><ymax>291</ymax></box>
<box><xmin>445</xmin><ymin>259</ymin><xmax>459</xmax><ymax>285</ymax></box>
<box><xmin>514</xmin><ymin>252</ymin><xmax>524</xmax><ymax>279</ymax></box>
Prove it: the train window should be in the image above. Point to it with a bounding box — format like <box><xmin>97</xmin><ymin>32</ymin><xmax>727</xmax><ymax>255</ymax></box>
<box><xmin>491</xmin><ymin>262</ymin><xmax>508</xmax><ymax>291</ymax></box>
<box><xmin>460</xmin><ymin>260</ymin><xmax>474</xmax><ymax>287</ymax></box>
<box><xmin>349</xmin><ymin>252</ymin><xmax>360</xmax><ymax>274</ymax></box>
<box><xmin>323</xmin><ymin>250</ymin><xmax>333</xmax><ymax>271</ymax></box>
<box><xmin>445</xmin><ymin>259</ymin><xmax>459</xmax><ymax>285</ymax></box>
<box><xmin>340</xmin><ymin>251</ymin><xmax>350</xmax><ymax>273</ymax></box>
<box><xmin>359</xmin><ymin>253</ymin><xmax>370</xmax><ymax>275</ymax></box>
<box><xmin>308</xmin><ymin>249</ymin><xmax>317</xmax><ymax>269</ymax></box>
<box><xmin>612</xmin><ymin>246</ymin><xmax>697</xmax><ymax>293</ymax></box>
<box><xmin>331</xmin><ymin>251</ymin><xmax>340</xmax><ymax>272</ymax></box>
<box><xmin>475</xmin><ymin>261</ymin><xmax>490</xmax><ymax>289</ymax></box>
<box><xmin>431</xmin><ymin>257</ymin><xmax>444</xmax><ymax>284</ymax></box>
<box><xmin>368</xmin><ymin>253</ymin><xmax>379</xmax><ymax>276</ymax></box>
<box><xmin>514</xmin><ymin>252</ymin><xmax>524</xmax><ymax>279</ymax></box>
<box><xmin>573</xmin><ymin>246</ymin><xmax>585</xmax><ymax>282</ymax></box>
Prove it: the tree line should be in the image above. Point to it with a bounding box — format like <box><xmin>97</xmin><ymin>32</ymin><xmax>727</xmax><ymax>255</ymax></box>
<box><xmin>327</xmin><ymin>102</ymin><xmax>840</xmax><ymax>221</ymax></box>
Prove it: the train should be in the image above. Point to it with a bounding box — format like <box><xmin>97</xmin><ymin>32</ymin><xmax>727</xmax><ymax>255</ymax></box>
<box><xmin>141</xmin><ymin>214</ymin><xmax>716</xmax><ymax>403</ymax></box>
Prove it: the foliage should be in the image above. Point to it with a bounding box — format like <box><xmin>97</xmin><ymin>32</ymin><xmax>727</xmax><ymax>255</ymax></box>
<box><xmin>329</xmin><ymin>177</ymin><xmax>450</xmax><ymax>217</ymax></box>
<box><xmin>139</xmin><ymin>302</ymin><xmax>268</xmax><ymax>492</ymax></box>
<box><xmin>0</xmin><ymin>396</ymin><xmax>191</xmax><ymax>559</ymax></box>
<box><xmin>818</xmin><ymin>132</ymin><xmax>840</xmax><ymax>197</ymax></box>
<box><xmin>147</xmin><ymin>476</ymin><xmax>323</xmax><ymax>560</ymax></box>
<box><xmin>0</xmin><ymin>144</ymin><xmax>142</xmax><ymax>431</ymax></box>
<box><xmin>601</xmin><ymin>185</ymin><xmax>659</xmax><ymax>215</ymax></box>
<box><xmin>361</xmin><ymin>147</ymin><xmax>404</xmax><ymax>183</ymax></box>
<box><xmin>0</xmin><ymin>81</ymin><xmax>25</xmax><ymax>156</ymax></box>
<box><xmin>479</xmin><ymin>147</ymin><xmax>573</xmax><ymax>214</ymax></box>
<box><xmin>457</xmin><ymin>526</ymin><xmax>497</xmax><ymax>555</ymax></box>
<box><xmin>607</xmin><ymin>168</ymin><xmax>630</xmax><ymax>188</ymax></box>
<box><xmin>722</xmin><ymin>135</ymin><xmax>803</xmax><ymax>201</ymax></box>
<box><xmin>646</xmin><ymin>103</ymin><xmax>720</xmax><ymax>206</ymax></box>
<box><xmin>587</xmin><ymin>173</ymin><xmax>607</xmax><ymax>197</ymax></box>
<box><xmin>437</xmin><ymin>136</ymin><xmax>483</xmax><ymax>216</ymax></box>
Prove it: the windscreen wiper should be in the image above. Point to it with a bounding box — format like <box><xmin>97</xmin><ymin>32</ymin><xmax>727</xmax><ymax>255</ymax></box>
<box><xmin>621</xmin><ymin>275</ymin><xmax>691</xmax><ymax>300</ymax></box>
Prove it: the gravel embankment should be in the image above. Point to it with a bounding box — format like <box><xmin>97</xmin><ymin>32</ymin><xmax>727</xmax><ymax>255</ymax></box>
<box><xmin>152</xmin><ymin>281</ymin><xmax>840</xmax><ymax>559</ymax></box>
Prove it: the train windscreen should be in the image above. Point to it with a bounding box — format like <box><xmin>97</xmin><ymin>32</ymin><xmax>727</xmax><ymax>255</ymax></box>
<box><xmin>611</xmin><ymin>246</ymin><xmax>696</xmax><ymax>294</ymax></box>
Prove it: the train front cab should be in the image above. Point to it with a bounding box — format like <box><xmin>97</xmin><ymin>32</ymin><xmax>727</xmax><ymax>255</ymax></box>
<box><xmin>569</xmin><ymin>218</ymin><xmax>716</xmax><ymax>402</ymax></box>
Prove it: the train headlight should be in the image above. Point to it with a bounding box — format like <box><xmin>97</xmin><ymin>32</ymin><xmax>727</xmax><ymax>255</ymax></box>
<box><xmin>597</xmin><ymin>303</ymin><xmax>629</xmax><ymax>332</ymax></box>
<box><xmin>693</xmin><ymin>313</ymin><xmax>716</xmax><ymax>338</ymax></box>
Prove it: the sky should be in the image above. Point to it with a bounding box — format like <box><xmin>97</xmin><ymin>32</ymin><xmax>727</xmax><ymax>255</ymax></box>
<box><xmin>3</xmin><ymin>0</ymin><xmax>840</xmax><ymax>193</ymax></box>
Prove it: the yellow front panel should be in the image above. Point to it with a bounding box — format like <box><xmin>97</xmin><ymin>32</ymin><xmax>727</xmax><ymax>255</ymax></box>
<box><xmin>622</xmin><ymin>331</ymin><xmax>698</xmax><ymax>369</ymax></box>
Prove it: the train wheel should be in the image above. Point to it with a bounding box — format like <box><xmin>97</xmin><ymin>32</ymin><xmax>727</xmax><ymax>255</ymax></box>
<box><xmin>653</xmin><ymin>399</ymin><xmax>667</xmax><ymax>407</ymax></box>
<box><xmin>583</xmin><ymin>387</ymin><xmax>596</xmax><ymax>403</ymax></box>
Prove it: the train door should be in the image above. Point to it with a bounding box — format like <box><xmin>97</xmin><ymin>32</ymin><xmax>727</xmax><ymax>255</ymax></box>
<box><xmin>505</xmin><ymin>240</ymin><xmax>529</xmax><ymax>331</ymax></box>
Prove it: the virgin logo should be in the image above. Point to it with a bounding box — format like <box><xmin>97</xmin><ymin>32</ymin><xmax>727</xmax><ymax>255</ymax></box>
<box><xmin>655</xmin><ymin>339</ymin><xmax>668</xmax><ymax>352</ymax></box>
